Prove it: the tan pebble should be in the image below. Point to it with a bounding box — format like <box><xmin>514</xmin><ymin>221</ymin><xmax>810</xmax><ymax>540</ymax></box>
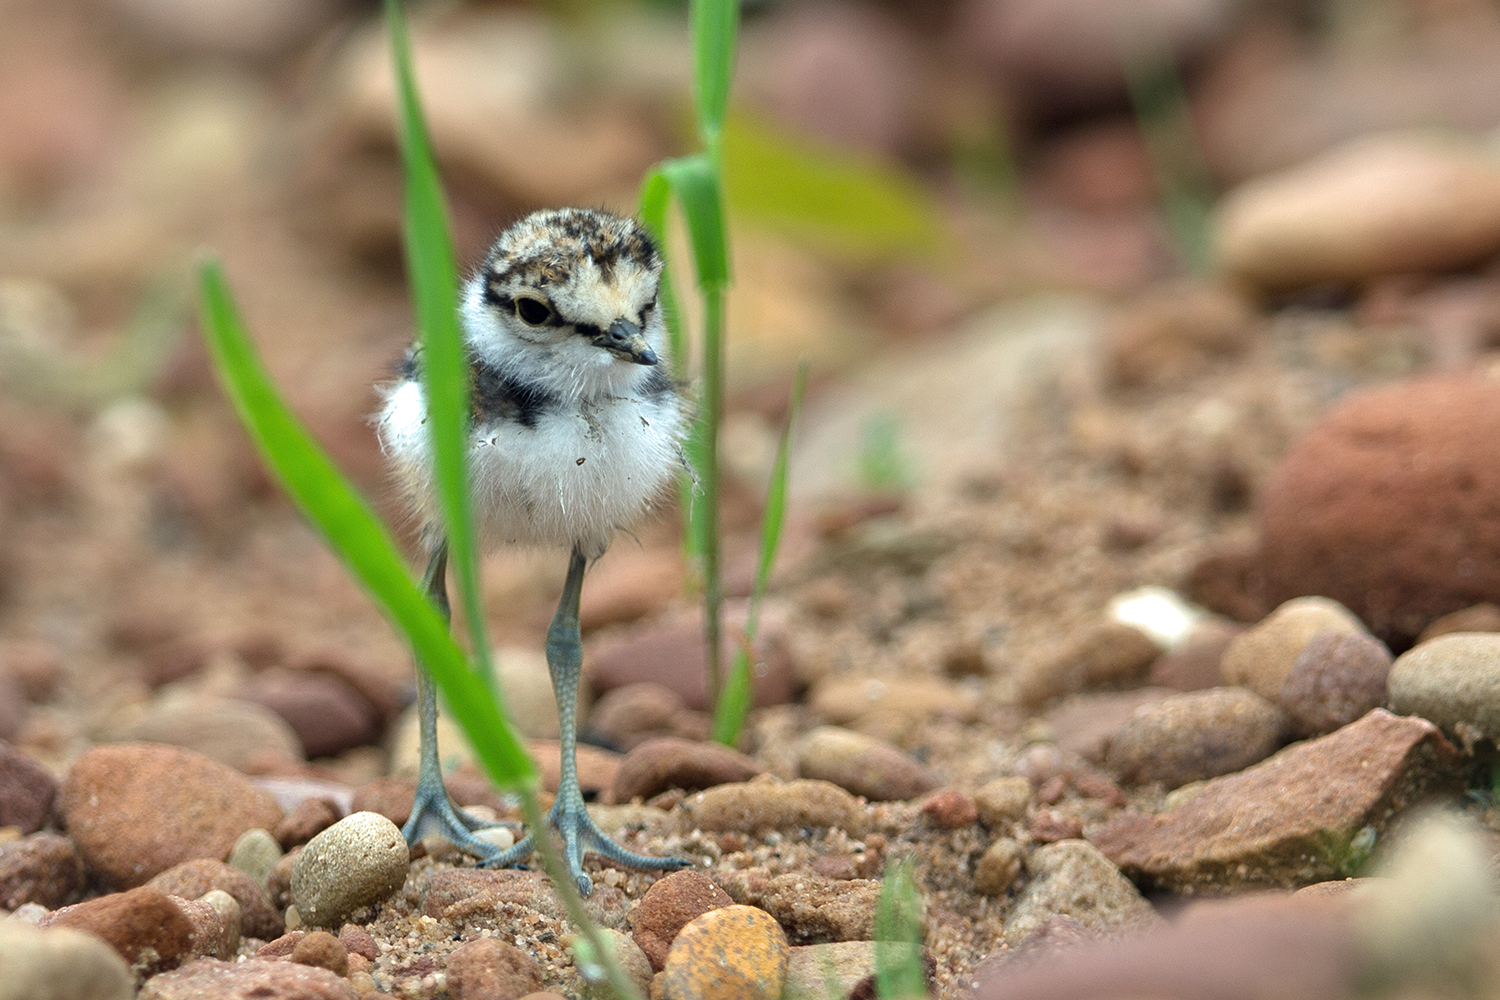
<box><xmin>0</xmin><ymin>921</ymin><xmax>133</xmax><ymax>1000</ymax></box>
<box><xmin>1220</xmin><ymin>597</ymin><xmax>1365</xmax><ymax>702</ymax></box>
<box><xmin>681</xmin><ymin>779</ymin><xmax>867</xmax><ymax>837</ymax></box>
<box><xmin>974</xmin><ymin>839</ymin><xmax>1023</xmax><ymax>897</ymax></box>
<box><xmin>794</xmin><ymin>727</ymin><xmax>938</xmax><ymax>802</ymax></box>
<box><xmin>661</xmin><ymin>905</ymin><xmax>789</xmax><ymax>1000</ymax></box>
<box><xmin>974</xmin><ymin>777</ymin><xmax>1031</xmax><ymax>828</ymax></box>
<box><xmin>227</xmin><ymin>828</ymin><xmax>283</xmax><ymax>890</ymax></box>
<box><xmin>290</xmin><ymin>812</ymin><xmax>408</xmax><ymax>928</ymax></box>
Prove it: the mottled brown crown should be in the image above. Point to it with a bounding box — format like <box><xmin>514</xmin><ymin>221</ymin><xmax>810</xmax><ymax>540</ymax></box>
<box><xmin>481</xmin><ymin>208</ymin><xmax>659</xmax><ymax>292</ymax></box>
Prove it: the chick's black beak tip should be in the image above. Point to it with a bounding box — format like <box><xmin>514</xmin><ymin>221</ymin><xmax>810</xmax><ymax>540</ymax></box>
<box><xmin>601</xmin><ymin>320</ymin><xmax>658</xmax><ymax>366</ymax></box>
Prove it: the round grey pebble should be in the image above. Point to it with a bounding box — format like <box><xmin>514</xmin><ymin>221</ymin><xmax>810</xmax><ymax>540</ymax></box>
<box><xmin>1389</xmin><ymin>632</ymin><xmax>1500</xmax><ymax>748</ymax></box>
<box><xmin>1279</xmin><ymin>629</ymin><xmax>1392</xmax><ymax>736</ymax></box>
<box><xmin>228</xmin><ymin>827</ymin><xmax>283</xmax><ymax>890</ymax></box>
<box><xmin>290</xmin><ymin>811</ymin><xmax>409</xmax><ymax>927</ymax></box>
<box><xmin>1103</xmin><ymin>687</ymin><xmax>1287</xmax><ymax>788</ymax></box>
<box><xmin>0</xmin><ymin>921</ymin><xmax>133</xmax><ymax>1000</ymax></box>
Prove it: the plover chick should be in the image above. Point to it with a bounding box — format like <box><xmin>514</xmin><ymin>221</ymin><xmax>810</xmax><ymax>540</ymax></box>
<box><xmin>377</xmin><ymin>207</ymin><xmax>690</xmax><ymax>894</ymax></box>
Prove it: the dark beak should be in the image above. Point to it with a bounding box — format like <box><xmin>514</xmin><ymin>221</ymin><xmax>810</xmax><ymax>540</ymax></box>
<box><xmin>595</xmin><ymin>320</ymin><xmax>658</xmax><ymax>366</ymax></box>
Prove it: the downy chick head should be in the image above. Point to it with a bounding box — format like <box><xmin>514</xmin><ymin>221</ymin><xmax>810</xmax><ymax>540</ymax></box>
<box><xmin>460</xmin><ymin>208</ymin><xmax>668</xmax><ymax>399</ymax></box>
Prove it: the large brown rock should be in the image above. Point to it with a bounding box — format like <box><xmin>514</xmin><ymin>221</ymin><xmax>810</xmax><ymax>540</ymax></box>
<box><xmin>1091</xmin><ymin>709</ymin><xmax>1462</xmax><ymax>892</ymax></box>
<box><xmin>147</xmin><ymin>858</ymin><xmax>283</xmax><ymax>941</ymax></box>
<box><xmin>41</xmin><ymin>885</ymin><xmax>195</xmax><ymax>975</ymax></box>
<box><xmin>62</xmin><ymin>743</ymin><xmax>283</xmax><ymax>888</ymax></box>
<box><xmin>1258</xmin><ymin>373</ymin><xmax>1500</xmax><ymax>644</ymax></box>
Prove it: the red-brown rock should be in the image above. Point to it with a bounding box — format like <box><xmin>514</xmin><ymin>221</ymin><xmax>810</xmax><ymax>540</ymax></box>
<box><xmin>1091</xmin><ymin>709</ymin><xmax>1462</xmax><ymax>891</ymax></box>
<box><xmin>61</xmin><ymin>743</ymin><xmax>283</xmax><ymax>888</ymax></box>
<box><xmin>137</xmin><ymin>957</ymin><xmax>357</xmax><ymax>999</ymax></box>
<box><xmin>1259</xmin><ymin>373</ymin><xmax>1500</xmax><ymax>643</ymax></box>
<box><xmin>147</xmin><ymin>857</ymin><xmax>283</xmax><ymax>941</ymax></box>
<box><xmin>0</xmin><ymin>831</ymin><xmax>85</xmax><ymax>909</ymax></box>
<box><xmin>611</xmin><ymin>738</ymin><xmax>765</xmax><ymax>804</ymax></box>
<box><xmin>237</xmin><ymin>669</ymin><xmax>381</xmax><ymax>758</ymax></box>
<box><xmin>42</xmin><ymin>885</ymin><xmax>195</xmax><ymax>974</ymax></box>
<box><xmin>632</xmin><ymin>870</ymin><xmax>735</xmax><ymax>972</ymax></box>
<box><xmin>0</xmin><ymin>739</ymin><xmax>56</xmax><ymax>833</ymax></box>
<box><xmin>446</xmin><ymin>937</ymin><xmax>544</xmax><ymax>1000</ymax></box>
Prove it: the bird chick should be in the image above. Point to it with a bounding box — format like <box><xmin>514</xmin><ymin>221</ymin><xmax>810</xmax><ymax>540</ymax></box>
<box><xmin>376</xmin><ymin>208</ymin><xmax>689</xmax><ymax>893</ymax></box>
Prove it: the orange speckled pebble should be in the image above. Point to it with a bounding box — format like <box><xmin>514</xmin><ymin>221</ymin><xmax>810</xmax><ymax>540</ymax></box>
<box><xmin>659</xmin><ymin>904</ymin><xmax>789</xmax><ymax>1000</ymax></box>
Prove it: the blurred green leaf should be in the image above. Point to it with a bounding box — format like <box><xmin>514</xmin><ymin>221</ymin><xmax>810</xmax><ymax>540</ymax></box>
<box><xmin>712</xmin><ymin>361</ymin><xmax>807</xmax><ymax>746</ymax></box>
<box><xmin>691</xmin><ymin>0</ymin><xmax>738</xmax><ymax>148</ymax></box>
<box><xmin>384</xmin><ymin>0</ymin><xmax>496</xmax><ymax>694</ymax></box>
<box><xmin>875</xmin><ymin>858</ymin><xmax>927</xmax><ymax>1000</ymax></box>
<box><xmin>197</xmin><ymin>260</ymin><xmax>536</xmax><ymax>791</ymax></box>
<box><xmin>722</xmin><ymin>113</ymin><xmax>947</xmax><ymax>262</ymax></box>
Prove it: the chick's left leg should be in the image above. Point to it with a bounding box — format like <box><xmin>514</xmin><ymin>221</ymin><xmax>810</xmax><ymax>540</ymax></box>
<box><xmin>482</xmin><ymin>546</ymin><xmax>689</xmax><ymax>895</ymax></box>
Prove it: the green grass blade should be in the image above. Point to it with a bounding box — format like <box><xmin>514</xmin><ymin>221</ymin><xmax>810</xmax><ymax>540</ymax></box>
<box><xmin>690</xmin><ymin>0</ymin><xmax>738</xmax><ymax>148</ymax></box>
<box><xmin>384</xmin><ymin>0</ymin><xmax>497</xmax><ymax>694</ymax></box>
<box><xmin>722</xmin><ymin>113</ymin><xmax>947</xmax><ymax>263</ymax></box>
<box><xmin>636</xmin><ymin>168</ymin><xmax>690</xmax><ymax>380</ymax></box>
<box><xmin>661</xmin><ymin>154</ymin><xmax>731</xmax><ymax>290</ymax></box>
<box><xmin>875</xmin><ymin>858</ymin><xmax>927</xmax><ymax>1000</ymax></box>
<box><xmin>711</xmin><ymin>362</ymin><xmax>807</xmax><ymax>746</ymax></box>
<box><xmin>197</xmin><ymin>260</ymin><xmax>536</xmax><ymax>790</ymax></box>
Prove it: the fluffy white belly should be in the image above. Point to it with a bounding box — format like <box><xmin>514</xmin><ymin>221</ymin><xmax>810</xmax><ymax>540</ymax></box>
<box><xmin>378</xmin><ymin>379</ymin><xmax>685</xmax><ymax>557</ymax></box>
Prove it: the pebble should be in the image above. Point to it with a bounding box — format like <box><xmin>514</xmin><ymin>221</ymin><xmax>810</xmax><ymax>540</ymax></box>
<box><xmin>807</xmin><ymin>676</ymin><xmax>978</xmax><ymax>725</ymax></box>
<box><xmin>0</xmin><ymin>920</ymin><xmax>133</xmax><ymax>1000</ymax></box>
<box><xmin>1044</xmin><ymin>689</ymin><xmax>1175</xmax><ymax>763</ymax></box>
<box><xmin>582</xmin><ymin>928</ymin><xmax>654</xmax><ymax>998</ymax></box>
<box><xmin>1092</xmin><ymin>709</ymin><xmax>1462</xmax><ymax>891</ymax></box>
<box><xmin>1216</xmin><ymin>132</ymin><xmax>1500</xmax><ymax>291</ymax></box>
<box><xmin>1417</xmin><ymin>603</ymin><xmax>1500</xmax><ymax>644</ymax></box>
<box><xmin>971</xmin><ymin>892</ymin><xmax>1355</xmax><ymax>1000</ymax></box>
<box><xmin>0</xmin><ymin>740</ymin><xmax>56</xmax><ymax>834</ymax></box>
<box><xmin>0</xmin><ymin>831</ymin><xmax>84</xmax><ymax>910</ymax></box>
<box><xmin>780</xmin><ymin>941</ymin><xmax>879</xmax><ymax>1000</ymax></box>
<box><xmin>757</xmin><ymin>872</ymin><xmax>880</xmax><ymax>943</ymax></box>
<box><xmin>679</xmin><ymin>779</ymin><xmax>867</xmax><ymax>837</ymax></box>
<box><xmin>420</xmin><ymin>868</ymin><xmax>564</xmax><ymax>923</ymax></box>
<box><xmin>275</xmin><ymin>797</ymin><xmax>341</xmax><ymax>849</ymax></box>
<box><xmin>1027</xmin><ymin>810</ymin><xmax>1084</xmax><ymax>843</ymax></box>
<box><xmin>1388</xmin><ymin>632</ymin><xmax>1500</xmax><ymax>748</ymax></box>
<box><xmin>632</xmin><ymin>870</ymin><xmax>734</xmax><ymax>971</ymax></box>
<box><xmin>1220</xmin><ymin>597</ymin><xmax>1366</xmax><ymax>703</ymax></box>
<box><xmin>587</xmin><ymin>683</ymin><xmax>687</xmax><ymax>749</ymax></box>
<box><xmin>1005</xmin><ymin>840</ymin><xmax>1161</xmax><ymax>947</ymax></box>
<box><xmin>147</xmin><ymin>857</ymin><xmax>283</xmax><ymax>941</ymax></box>
<box><xmin>530</xmin><ymin>738</ymin><xmax>621</xmax><ymax>800</ymax></box>
<box><xmin>611</xmin><ymin>737</ymin><xmax>765</xmax><ymax>804</ymax></box>
<box><xmin>920</xmin><ymin>789</ymin><xmax>978</xmax><ymax>828</ymax></box>
<box><xmin>175</xmin><ymin>889</ymin><xmax>242</xmax><ymax>959</ymax></box>
<box><xmin>291</xmin><ymin>929</ymin><xmax>348</xmax><ymax>977</ymax></box>
<box><xmin>61</xmin><ymin>743</ymin><xmax>283</xmax><ymax>888</ymax></box>
<box><xmin>1149</xmin><ymin>619</ymin><xmax>1243</xmax><ymax>691</ymax></box>
<box><xmin>41</xmin><ymin>885</ymin><xmax>195</xmax><ymax>974</ymax></box>
<box><xmin>1103</xmin><ymin>687</ymin><xmax>1288</xmax><ymax>788</ymax></box>
<box><xmin>1013</xmin><ymin>621</ymin><xmax>1162</xmax><ymax>705</ymax></box>
<box><xmin>237</xmin><ymin>669</ymin><xmax>381</xmax><ymax>758</ymax></box>
<box><xmin>227</xmin><ymin>828</ymin><xmax>283</xmax><ymax>889</ymax></box>
<box><xmin>794</xmin><ymin>726</ymin><xmax>938</xmax><ymax>802</ymax></box>
<box><xmin>289</xmin><ymin>811</ymin><xmax>409</xmax><ymax>928</ymax></box>
<box><xmin>1279</xmin><ymin>630</ymin><xmax>1393</xmax><ymax>737</ymax></box>
<box><xmin>107</xmin><ymin>695</ymin><xmax>305</xmax><ymax>771</ymax></box>
<box><xmin>974</xmin><ymin>837</ymin><xmax>1024</xmax><ymax>897</ymax></box>
<box><xmin>974</xmin><ymin>777</ymin><xmax>1032</xmax><ymax>828</ymax></box>
<box><xmin>587</xmin><ymin>604</ymin><xmax>796</xmax><ymax>711</ymax></box>
<box><xmin>1258</xmin><ymin>373</ymin><xmax>1500</xmax><ymax>643</ymax></box>
<box><xmin>446</xmin><ymin>937</ymin><xmax>544</xmax><ymax>1000</ymax></box>
<box><xmin>660</xmin><ymin>905</ymin><xmax>790</xmax><ymax>1000</ymax></box>
<box><xmin>137</xmin><ymin>957</ymin><xmax>357</xmax><ymax>999</ymax></box>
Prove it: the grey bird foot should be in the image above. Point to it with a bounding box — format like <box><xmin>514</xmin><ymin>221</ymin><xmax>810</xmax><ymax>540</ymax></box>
<box><xmin>477</xmin><ymin>784</ymin><xmax>690</xmax><ymax>895</ymax></box>
<box><xmin>402</xmin><ymin>776</ymin><xmax>518</xmax><ymax>863</ymax></box>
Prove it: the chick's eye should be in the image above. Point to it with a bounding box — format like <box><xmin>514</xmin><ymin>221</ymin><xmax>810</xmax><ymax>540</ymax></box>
<box><xmin>514</xmin><ymin>297</ymin><xmax>553</xmax><ymax>326</ymax></box>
